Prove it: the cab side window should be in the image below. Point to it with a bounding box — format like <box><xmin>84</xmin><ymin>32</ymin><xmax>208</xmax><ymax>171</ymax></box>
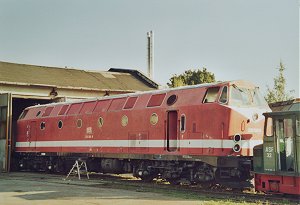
<box><xmin>203</xmin><ymin>87</ymin><xmax>220</xmax><ymax>103</ymax></box>
<box><xmin>219</xmin><ymin>86</ymin><xmax>228</xmax><ymax>104</ymax></box>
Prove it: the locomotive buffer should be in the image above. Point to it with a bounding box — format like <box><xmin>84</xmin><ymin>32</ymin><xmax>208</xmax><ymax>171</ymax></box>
<box><xmin>65</xmin><ymin>159</ymin><xmax>89</xmax><ymax>180</ymax></box>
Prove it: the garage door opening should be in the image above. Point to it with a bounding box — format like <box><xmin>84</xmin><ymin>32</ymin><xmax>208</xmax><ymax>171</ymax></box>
<box><xmin>9</xmin><ymin>98</ymin><xmax>51</xmax><ymax>172</ymax></box>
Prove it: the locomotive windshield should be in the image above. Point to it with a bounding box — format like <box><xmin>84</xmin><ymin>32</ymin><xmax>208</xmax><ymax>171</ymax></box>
<box><xmin>230</xmin><ymin>85</ymin><xmax>267</xmax><ymax>107</ymax></box>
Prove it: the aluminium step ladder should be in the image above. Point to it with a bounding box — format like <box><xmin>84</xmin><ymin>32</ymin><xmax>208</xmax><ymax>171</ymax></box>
<box><xmin>65</xmin><ymin>159</ymin><xmax>89</xmax><ymax>180</ymax></box>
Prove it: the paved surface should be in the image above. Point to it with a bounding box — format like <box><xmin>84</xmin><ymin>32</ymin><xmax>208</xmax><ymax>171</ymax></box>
<box><xmin>0</xmin><ymin>172</ymin><xmax>203</xmax><ymax>205</ymax></box>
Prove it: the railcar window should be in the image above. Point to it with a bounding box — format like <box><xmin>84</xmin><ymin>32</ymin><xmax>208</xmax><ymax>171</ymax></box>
<box><xmin>150</xmin><ymin>113</ymin><xmax>158</xmax><ymax>125</ymax></box>
<box><xmin>36</xmin><ymin>111</ymin><xmax>42</xmax><ymax>117</ymax></box>
<box><xmin>219</xmin><ymin>86</ymin><xmax>228</xmax><ymax>104</ymax></box>
<box><xmin>77</xmin><ymin>119</ymin><xmax>82</xmax><ymax>128</ymax></box>
<box><xmin>203</xmin><ymin>87</ymin><xmax>220</xmax><ymax>103</ymax></box>
<box><xmin>40</xmin><ymin>122</ymin><xmax>45</xmax><ymax>130</ymax></box>
<box><xmin>19</xmin><ymin>110</ymin><xmax>28</xmax><ymax>119</ymax></box>
<box><xmin>180</xmin><ymin>115</ymin><xmax>186</xmax><ymax>132</ymax></box>
<box><xmin>251</xmin><ymin>88</ymin><xmax>268</xmax><ymax>107</ymax></box>
<box><xmin>58</xmin><ymin>120</ymin><xmax>63</xmax><ymax>129</ymax></box>
<box><xmin>98</xmin><ymin>117</ymin><xmax>104</xmax><ymax>127</ymax></box>
<box><xmin>230</xmin><ymin>85</ymin><xmax>267</xmax><ymax>107</ymax></box>
<box><xmin>265</xmin><ymin>117</ymin><xmax>273</xmax><ymax>137</ymax></box>
<box><xmin>167</xmin><ymin>95</ymin><xmax>177</xmax><ymax>106</ymax></box>
<box><xmin>121</xmin><ymin>115</ymin><xmax>128</xmax><ymax>127</ymax></box>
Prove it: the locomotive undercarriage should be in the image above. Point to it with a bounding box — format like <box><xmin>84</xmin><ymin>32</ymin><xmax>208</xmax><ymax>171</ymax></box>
<box><xmin>13</xmin><ymin>153</ymin><xmax>252</xmax><ymax>188</ymax></box>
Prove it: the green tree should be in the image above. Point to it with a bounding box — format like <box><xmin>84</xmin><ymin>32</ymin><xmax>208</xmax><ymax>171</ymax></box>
<box><xmin>265</xmin><ymin>61</ymin><xmax>293</xmax><ymax>103</ymax></box>
<box><xmin>167</xmin><ymin>68</ymin><xmax>216</xmax><ymax>88</ymax></box>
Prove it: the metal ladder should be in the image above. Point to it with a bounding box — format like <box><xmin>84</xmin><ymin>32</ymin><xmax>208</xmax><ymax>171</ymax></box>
<box><xmin>65</xmin><ymin>159</ymin><xmax>89</xmax><ymax>180</ymax></box>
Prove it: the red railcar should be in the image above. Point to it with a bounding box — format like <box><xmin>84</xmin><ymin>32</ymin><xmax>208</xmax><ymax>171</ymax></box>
<box><xmin>15</xmin><ymin>80</ymin><xmax>270</xmax><ymax>186</ymax></box>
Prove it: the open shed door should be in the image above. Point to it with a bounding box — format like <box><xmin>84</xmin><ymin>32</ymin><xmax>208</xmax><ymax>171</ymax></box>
<box><xmin>0</xmin><ymin>93</ymin><xmax>12</xmax><ymax>172</ymax></box>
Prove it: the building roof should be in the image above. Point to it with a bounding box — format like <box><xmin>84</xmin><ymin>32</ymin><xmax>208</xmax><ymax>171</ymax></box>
<box><xmin>0</xmin><ymin>61</ymin><xmax>158</xmax><ymax>92</ymax></box>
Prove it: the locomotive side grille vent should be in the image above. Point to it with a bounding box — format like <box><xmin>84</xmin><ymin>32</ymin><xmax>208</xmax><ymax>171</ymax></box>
<box><xmin>80</xmin><ymin>101</ymin><xmax>97</xmax><ymax>114</ymax></box>
<box><xmin>147</xmin><ymin>93</ymin><xmax>166</xmax><ymax>107</ymax></box>
<box><xmin>58</xmin><ymin>105</ymin><xmax>69</xmax><ymax>115</ymax></box>
<box><xmin>67</xmin><ymin>103</ymin><xmax>82</xmax><ymax>115</ymax></box>
<box><xmin>192</xmin><ymin>123</ymin><xmax>197</xmax><ymax>133</ymax></box>
<box><xmin>93</xmin><ymin>100</ymin><xmax>110</xmax><ymax>113</ymax></box>
<box><xmin>108</xmin><ymin>98</ymin><xmax>126</xmax><ymax>111</ymax></box>
<box><xmin>43</xmin><ymin>107</ymin><xmax>54</xmax><ymax>117</ymax></box>
<box><xmin>124</xmin><ymin>97</ymin><xmax>138</xmax><ymax>109</ymax></box>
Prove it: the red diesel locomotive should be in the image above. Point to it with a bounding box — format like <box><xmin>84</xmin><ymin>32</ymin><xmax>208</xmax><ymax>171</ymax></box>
<box><xmin>15</xmin><ymin>80</ymin><xmax>270</xmax><ymax>186</ymax></box>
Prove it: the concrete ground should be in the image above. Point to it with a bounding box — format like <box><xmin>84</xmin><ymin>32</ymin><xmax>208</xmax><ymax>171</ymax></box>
<box><xmin>0</xmin><ymin>172</ymin><xmax>206</xmax><ymax>205</ymax></box>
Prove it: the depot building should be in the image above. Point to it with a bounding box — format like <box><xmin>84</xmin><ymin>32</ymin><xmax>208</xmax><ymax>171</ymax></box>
<box><xmin>0</xmin><ymin>61</ymin><xmax>159</xmax><ymax>172</ymax></box>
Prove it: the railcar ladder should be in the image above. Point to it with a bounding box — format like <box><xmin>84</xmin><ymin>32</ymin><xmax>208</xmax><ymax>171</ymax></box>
<box><xmin>65</xmin><ymin>159</ymin><xmax>89</xmax><ymax>180</ymax></box>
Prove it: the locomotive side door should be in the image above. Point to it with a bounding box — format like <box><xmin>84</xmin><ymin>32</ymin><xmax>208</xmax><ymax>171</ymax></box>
<box><xmin>28</xmin><ymin>121</ymin><xmax>37</xmax><ymax>151</ymax></box>
<box><xmin>167</xmin><ymin>110</ymin><xmax>179</xmax><ymax>152</ymax></box>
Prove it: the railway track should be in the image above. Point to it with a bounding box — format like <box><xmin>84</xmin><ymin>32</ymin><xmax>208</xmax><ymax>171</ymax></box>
<box><xmin>94</xmin><ymin>174</ymin><xmax>299</xmax><ymax>204</ymax></box>
<box><xmin>3</xmin><ymin>172</ymin><xmax>299</xmax><ymax>204</ymax></box>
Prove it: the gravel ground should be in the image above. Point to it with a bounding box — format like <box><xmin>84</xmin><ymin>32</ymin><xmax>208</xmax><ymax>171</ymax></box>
<box><xmin>0</xmin><ymin>172</ymin><xmax>208</xmax><ymax>205</ymax></box>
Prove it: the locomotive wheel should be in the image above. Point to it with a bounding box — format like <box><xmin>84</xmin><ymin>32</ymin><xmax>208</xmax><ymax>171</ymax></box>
<box><xmin>168</xmin><ymin>179</ymin><xmax>180</xmax><ymax>185</ymax></box>
<box><xmin>200</xmin><ymin>182</ymin><xmax>213</xmax><ymax>189</ymax></box>
<box><xmin>140</xmin><ymin>175</ymin><xmax>155</xmax><ymax>182</ymax></box>
<box><xmin>193</xmin><ymin>163</ymin><xmax>215</xmax><ymax>183</ymax></box>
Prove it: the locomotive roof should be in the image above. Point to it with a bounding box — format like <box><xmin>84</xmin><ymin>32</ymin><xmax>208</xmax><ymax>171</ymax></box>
<box><xmin>25</xmin><ymin>80</ymin><xmax>254</xmax><ymax>110</ymax></box>
<box><xmin>264</xmin><ymin>101</ymin><xmax>300</xmax><ymax>116</ymax></box>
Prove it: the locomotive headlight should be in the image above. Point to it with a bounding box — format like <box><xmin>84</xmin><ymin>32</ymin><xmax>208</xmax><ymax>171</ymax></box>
<box><xmin>233</xmin><ymin>134</ymin><xmax>242</xmax><ymax>142</ymax></box>
<box><xmin>252</xmin><ymin>113</ymin><xmax>259</xmax><ymax>121</ymax></box>
<box><xmin>233</xmin><ymin>144</ymin><xmax>241</xmax><ymax>152</ymax></box>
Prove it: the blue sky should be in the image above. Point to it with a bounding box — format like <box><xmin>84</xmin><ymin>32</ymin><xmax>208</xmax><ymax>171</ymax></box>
<box><xmin>0</xmin><ymin>0</ymin><xmax>299</xmax><ymax>96</ymax></box>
